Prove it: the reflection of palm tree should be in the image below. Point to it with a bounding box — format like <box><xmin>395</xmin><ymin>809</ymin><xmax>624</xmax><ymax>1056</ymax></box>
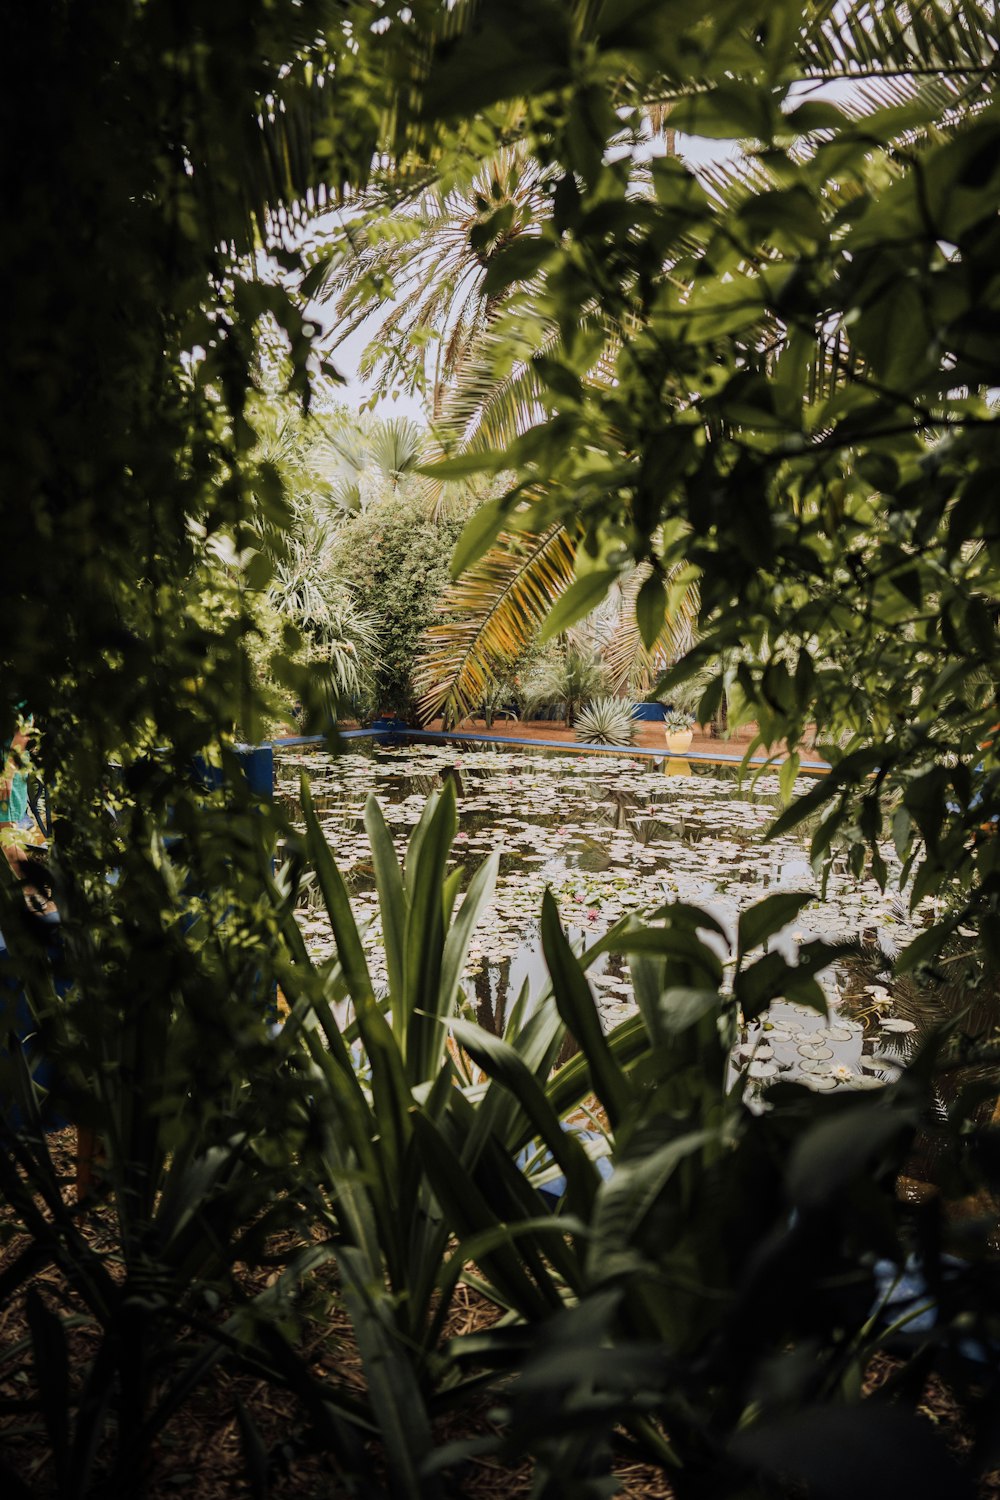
<box><xmin>439</xmin><ymin>764</ymin><xmax>465</xmax><ymax>799</ymax></box>
<box><xmin>843</xmin><ymin>943</ymin><xmax>1000</xmax><ymax>1186</ymax></box>
<box><xmin>596</xmin><ymin>792</ymin><xmax>639</xmax><ymax>835</ymax></box>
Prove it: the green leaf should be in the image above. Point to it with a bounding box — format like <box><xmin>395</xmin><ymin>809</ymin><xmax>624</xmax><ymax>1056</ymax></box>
<box><xmin>737</xmin><ymin>892</ymin><xmax>812</xmax><ymax>956</ymax></box>
<box><xmin>404</xmin><ymin>784</ymin><xmax>458</xmax><ymax>1080</ymax></box>
<box><xmin>541</xmin><ymin>890</ymin><xmax>630</xmax><ymax>1128</ymax></box>
<box><xmin>410</xmin><ymin>1113</ymin><xmax>562</xmax><ymax>1319</ymax></box>
<box><xmin>365</xmin><ymin>794</ymin><xmax>406</xmax><ymax>1017</ymax></box>
<box><xmin>450</xmin><ymin>1017</ymin><xmax>599</xmax><ymax>1221</ymax></box>
<box><xmin>538</xmin><ymin>570</ymin><xmax>619</xmax><ymax>643</ymax></box>
<box><xmin>610</xmin><ymin>926</ymin><xmax>723</xmax><ymax>988</ymax></box>
<box><xmin>767</xmin><ymin>777</ymin><xmax>840</xmax><ymax>839</ymax></box>
<box><xmin>439</xmin><ymin>853</ymin><xmax>500</xmax><ymax>1022</ymax></box>
<box><xmin>668</xmin><ymin>83</ymin><xmax>776</xmax><ymax>141</ymax></box>
<box><xmin>636</xmin><ymin>571</ymin><xmax>666</xmax><ymax>650</ymax></box>
<box><xmin>449</xmin><ymin>493</ymin><xmax>509</xmax><ymax>579</ymax></box>
<box><xmin>786</xmin><ymin>1104</ymin><xmax>918</xmax><ymax>1209</ymax></box>
<box><xmin>784</xmin><ymin>101</ymin><xmax>850</xmax><ymax>133</ymax></box>
<box><xmin>421</xmin><ymin>451</ymin><xmax>503</xmax><ymax>485</ymax></box>
<box><xmin>482</xmin><ymin>236</ymin><xmax>551</xmax><ymax>296</ymax></box>
<box><xmin>301</xmin><ymin>776</ymin><xmax>375</xmax><ymax>1006</ymax></box>
<box><xmin>588</xmin><ymin>1130</ymin><xmax>718</xmax><ymax>1275</ymax></box>
<box><xmin>778</xmin><ymin>751</ymin><xmax>800</xmax><ymax>803</ymax></box>
<box><xmin>335</xmin><ymin>1245</ymin><xmax>442</xmax><ymax>1499</ymax></box>
<box><xmin>896</xmin><ymin>917</ymin><xmax>957</xmax><ymax>974</ymax></box>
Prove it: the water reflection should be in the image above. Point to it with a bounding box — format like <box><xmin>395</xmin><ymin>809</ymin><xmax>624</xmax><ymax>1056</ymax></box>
<box><xmin>279</xmin><ymin>742</ymin><xmax>928</xmax><ymax>1088</ymax></box>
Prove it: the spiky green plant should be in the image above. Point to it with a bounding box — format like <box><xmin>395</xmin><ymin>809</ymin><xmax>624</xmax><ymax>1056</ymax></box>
<box><xmin>521</xmin><ymin>645</ymin><xmax>608</xmax><ymax>727</ymax></box>
<box><xmin>574</xmin><ymin>697</ymin><xmax>637</xmax><ymax>747</ymax></box>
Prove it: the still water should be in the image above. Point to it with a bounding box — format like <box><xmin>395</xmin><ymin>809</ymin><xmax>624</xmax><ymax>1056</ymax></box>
<box><xmin>277</xmin><ymin>741</ymin><xmax>923</xmax><ymax>1091</ymax></box>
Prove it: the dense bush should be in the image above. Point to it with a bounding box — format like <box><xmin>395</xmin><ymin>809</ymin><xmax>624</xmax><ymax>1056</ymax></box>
<box><xmin>330</xmin><ymin>492</ymin><xmax>467</xmax><ymax>719</ymax></box>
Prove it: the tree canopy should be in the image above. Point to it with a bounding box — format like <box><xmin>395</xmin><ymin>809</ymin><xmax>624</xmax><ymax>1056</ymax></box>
<box><xmin>412</xmin><ymin>0</ymin><xmax>1000</xmax><ymax>958</ymax></box>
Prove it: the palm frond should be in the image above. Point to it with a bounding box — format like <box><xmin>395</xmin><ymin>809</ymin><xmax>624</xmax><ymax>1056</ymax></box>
<box><xmin>601</xmin><ymin>565</ymin><xmax>700</xmax><ymax>696</ymax></box>
<box><xmin>414</xmin><ymin>523</ymin><xmax>580</xmax><ymax>726</ymax></box>
<box><xmin>799</xmin><ymin>0</ymin><xmax>998</xmax><ymax>82</ymax></box>
<box><xmin>310</xmin><ymin>141</ymin><xmax>554</xmax><ymax>409</ymax></box>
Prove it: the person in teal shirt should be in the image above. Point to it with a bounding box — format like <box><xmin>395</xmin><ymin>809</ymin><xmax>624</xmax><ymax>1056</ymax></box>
<box><xmin>0</xmin><ymin>715</ymin><xmax>34</xmax><ymax>869</ymax></box>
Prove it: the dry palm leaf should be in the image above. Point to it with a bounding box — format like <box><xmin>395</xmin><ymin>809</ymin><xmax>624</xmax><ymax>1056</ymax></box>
<box><xmin>415</xmin><ymin>523</ymin><xmax>579</xmax><ymax>726</ymax></box>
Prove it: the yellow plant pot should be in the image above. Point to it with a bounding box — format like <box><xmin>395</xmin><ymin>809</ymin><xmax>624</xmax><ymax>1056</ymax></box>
<box><xmin>665</xmin><ymin>729</ymin><xmax>694</xmax><ymax>753</ymax></box>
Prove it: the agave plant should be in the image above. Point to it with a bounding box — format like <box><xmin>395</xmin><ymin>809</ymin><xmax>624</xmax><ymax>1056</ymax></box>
<box><xmin>574</xmin><ymin>697</ymin><xmax>637</xmax><ymax>747</ymax></box>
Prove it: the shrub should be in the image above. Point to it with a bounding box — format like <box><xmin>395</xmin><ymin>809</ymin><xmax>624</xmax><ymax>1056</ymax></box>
<box><xmin>574</xmin><ymin>696</ymin><xmax>637</xmax><ymax>746</ymax></box>
<box><xmin>329</xmin><ymin>493</ymin><xmax>466</xmax><ymax>719</ymax></box>
<box><xmin>521</xmin><ymin>645</ymin><xmax>608</xmax><ymax>725</ymax></box>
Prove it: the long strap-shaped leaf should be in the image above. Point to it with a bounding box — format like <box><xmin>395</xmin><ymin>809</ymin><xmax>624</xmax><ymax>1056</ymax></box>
<box><xmin>438</xmin><ymin>850</ymin><xmax>499</xmax><ymax>1023</ymax></box>
<box><xmin>300</xmin><ymin>776</ymin><xmax>376</xmax><ymax>1007</ymax></box>
<box><xmin>450</xmin><ymin>1018</ymin><xmax>599</xmax><ymax>1224</ymax></box>
<box><xmin>442</xmin><ymin>1086</ymin><xmax>587</xmax><ymax>1298</ymax></box>
<box><xmin>365</xmin><ymin>793</ymin><xmax>406</xmax><ymax>1023</ymax></box>
<box><xmin>302</xmin><ymin>1028</ymin><xmax>391</xmax><ymax>1278</ymax></box>
<box><xmin>403</xmin><ymin>784</ymin><xmax>458</xmax><ymax>1082</ymax></box>
<box><xmin>300</xmin><ymin>776</ymin><xmax>412</xmax><ymax>1185</ymax></box>
<box><xmin>336</xmin><ymin>1243</ymin><xmax>444</xmax><ymax>1500</ymax></box>
<box><xmin>540</xmin><ymin>890</ymin><xmax>630</xmax><ymax>1130</ymax></box>
<box><xmin>410</xmin><ymin>1111</ymin><xmax>563</xmax><ymax>1320</ymax></box>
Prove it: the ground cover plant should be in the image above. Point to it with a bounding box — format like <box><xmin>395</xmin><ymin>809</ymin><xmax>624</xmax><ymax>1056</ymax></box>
<box><xmin>2</xmin><ymin>2</ymin><xmax>1000</xmax><ymax>1497</ymax></box>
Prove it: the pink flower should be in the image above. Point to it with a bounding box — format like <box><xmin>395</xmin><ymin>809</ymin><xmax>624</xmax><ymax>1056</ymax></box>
<box><xmin>586</xmin><ymin>908</ymin><xmax>600</xmax><ymax>922</ymax></box>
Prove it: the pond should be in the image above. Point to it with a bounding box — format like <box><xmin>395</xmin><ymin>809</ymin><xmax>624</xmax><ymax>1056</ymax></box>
<box><xmin>276</xmin><ymin>741</ymin><xmax>926</xmax><ymax>1093</ymax></box>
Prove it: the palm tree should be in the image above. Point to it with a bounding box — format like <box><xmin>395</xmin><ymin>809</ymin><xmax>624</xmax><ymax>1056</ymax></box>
<box><xmin>324</xmin><ymin>416</ymin><xmax>428</xmax><ymax>514</ymax></box>
<box><xmin>309</xmin><ymin>138</ymin><xmax>552</xmax><ymax>419</ymax></box>
<box><xmin>314</xmin><ymin>2</ymin><xmax>999</xmax><ymax>724</ymax></box>
<box><xmin>414</xmin><ymin>523</ymin><xmax>578</xmax><ymax>726</ymax></box>
<box><xmin>414</xmin><ymin>523</ymin><xmax>701</xmax><ymax>726</ymax></box>
<box><xmin>244</xmin><ymin>389</ymin><xmax>388</xmax><ymax>707</ymax></box>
